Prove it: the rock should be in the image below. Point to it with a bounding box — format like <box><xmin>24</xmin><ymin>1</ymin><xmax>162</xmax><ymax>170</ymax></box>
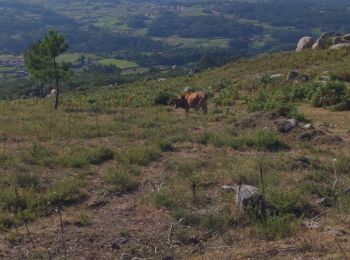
<box><xmin>332</xmin><ymin>36</ymin><xmax>343</xmax><ymax>45</ymax></box>
<box><xmin>120</xmin><ymin>253</ymin><xmax>132</xmax><ymax>260</ymax></box>
<box><xmin>276</xmin><ymin>119</ymin><xmax>298</xmax><ymax>133</ymax></box>
<box><xmin>269</xmin><ymin>73</ymin><xmax>283</xmax><ymax>79</ymax></box>
<box><xmin>186</xmin><ymin>235</ymin><xmax>200</xmax><ymax>245</ymax></box>
<box><xmin>88</xmin><ymin>198</ymin><xmax>107</xmax><ymax>209</ymax></box>
<box><xmin>343</xmin><ymin>34</ymin><xmax>350</xmax><ymax>41</ymax></box>
<box><xmin>317</xmin><ymin>197</ymin><xmax>336</xmax><ymax>207</ymax></box>
<box><xmin>232</xmin><ymin>185</ymin><xmax>263</xmax><ymax>212</ymax></box>
<box><xmin>299</xmin><ymin>75</ymin><xmax>310</xmax><ymax>82</ymax></box>
<box><xmin>162</xmin><ymin>256</ymin><xmax>174</xmax><ymax>260</ymax></box>
<box><xmin>303</xmin><ymin>123</ymin><xmax>313</xmax><ymax>129</ymax></box>
<box><xmin>183</xmin><ymin>87</ymin><xmax>194</xmax><ymax>93</ymax></box>
<box><xmin>296</xmin><ymin>36</ymin><xmax>315</xmax><ymax>52</ymax></box>
<box><xmin>320</xmin><ymin>31</ymin><xmax>343</xmax><ymax>40</ymax></box>
<box><xmin>287</xmin><ymin>70</ymin><xmax>299</xmax><ymax>81</ymax></box>
<box><xmin>112</xmin><ymin>237</ymin><xmax>129</xmax><ymax>249</ymax></box>
<box><xmin>298</xmin><ymin>129</ymin><xmax>325</xmax><ymax>141</ymax></box>
<box><xmin>298</xmin><ymin>131</ymin><xmax>315</xmax><ymax>141</ymax></box>
<box><xmin>329</xmin><ymin>43</ymin><xmax>350</xmax><ymax>50</ymax></box>
<box><xmin>312</xmin><ymin>38</ymin><xmax>326</xmax><ymax>49</ymax></box>
<box><xmin>293</xmin><ymin>157</ymin><xmax>312</xmax><ymax>169</ymax></box>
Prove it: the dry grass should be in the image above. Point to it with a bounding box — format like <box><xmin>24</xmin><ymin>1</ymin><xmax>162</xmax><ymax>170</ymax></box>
<box><xmin>0</xmin><ymin>49</ymin><xmax>350</xmax><ymax>259</ymax></box>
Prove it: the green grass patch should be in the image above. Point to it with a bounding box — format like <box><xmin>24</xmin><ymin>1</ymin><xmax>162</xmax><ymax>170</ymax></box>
<box><xmin>98</xmin><ymin>58</ymin><xmax>139</xmax><ymax>69</ymax></box>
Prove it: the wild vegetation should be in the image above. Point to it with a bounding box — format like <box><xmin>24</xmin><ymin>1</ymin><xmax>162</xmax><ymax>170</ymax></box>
<box><xmin>0</xmin><ymin>47</ymin><xmax>349</xmax><ymax>258</ymax></box>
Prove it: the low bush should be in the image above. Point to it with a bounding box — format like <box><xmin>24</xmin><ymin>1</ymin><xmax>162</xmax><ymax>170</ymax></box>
<box><xmin>152</xmin><ymin>188</ymin><xmax>184</xmax><ymax>210</ymax></box>
<box><xmin>106</xmin><ymin>166</ymin><xmax>138</xmax><ymax>194</ymax></box>
<box><xmin>245</xmin><ymin>130</ymin><xmax>286</xmax><ymax>151</ymax></box>
<box><xmin>46</xmin><ymin>178</ymin><xmax>84</xmax><ymax>207</ymax></box>
<box><xmin>22</xmin><ymin>143</ymin><xmax>56</xmax><ymax>167</ymax></box>
<box><xmin>311</xmin><ymin>81</ymin><xmax>350</xmax><ymax>111</ymax></box>
<box><xmin>255</xmin><ymin>214</ymin><xmax>298</xmax><ymax>240</ymax></box>
<box><xmin>119</xmin><ymin>146</ymin><xmax>161</xmax><ymax>166</ymax></box>
<box><xmin>154</xmin><ymin>91</ymin><xmax>176</xmax><ymax>105</ymax></box>
<box><xmin>88</xmin><ymin>147</ymin><xmax>114</xmax><ymax>165</ymax></box>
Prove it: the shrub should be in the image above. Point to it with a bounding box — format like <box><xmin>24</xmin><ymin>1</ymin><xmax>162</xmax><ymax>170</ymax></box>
<box><xmin>88</xmin><ymin>147</ymin><xmax>114</xmax><ymax>165</ymax></box>
<box><xmin>172</xmin><ymin>208</ymin><xmax>199</xmax><ymax>226</ymax></box>
<box><xmin>10</xmin><ymin>172</ymin><xmax>40</xmax><ymax>190</ymax></box>
<box><xmin>154</xmin><ymin>91</ymin><xmax>176</xmax><ymax>105</ymax></box>
<box><xmin>255</xmin><ymin>214</ymin><xmax>298</xmax><ymax>240</ymax></box>
<box><xmin>245</xmin><ymin>130</ymin><xmax>286</xmax><ymax>151</ymax></box>
<box><xmin>22</xmin><ymin>143</ymin><xmax>56</xmax><ymax>167</ymax></box>
<box><xmin>119</xmin><ymin>146</ymin><xmax>161</xmax><ymax>166</ymax></box>
<box><xmin>106</xmin><ymin>166</ymin><xmax>138</xmax><ymax>194</ymax></box>
<box><xmin>213</xmin><ymin>88</ymin><xmax>239</xmax><ymax>106</ymax></box>
<box><xmin>157</xmin><ymin>139</ymin><xmax>175</xmax><ymax>152</ymax></box>
<box><xmin>0</xmin><ymin>212</ymin><xmax>15</xmax><ymax>230</ymax></box>
<box><xmin>200</xmin><ymin>211</ymin><xmax>234</xmax><ymax>233</ymax></box>
<box><xmin>152</xmin><ymin>188</ymin><xmax>183</xmax><ymax>210</ymax></box>
<box><xmin>60</xmin><ymin>152</ymin><xmax>88</xmax><ymax>168</ymax></box>
<box><xmin>46</xmin><ymin>178</ymin><xmax>84</xmax><ymax>207</ymax></box>
<box><xmin>269</xmin><ymin>190</ymin><xmax>314</xmax><ymax>217</ymax></box>
<box><xmin>311</xmin><ymin>81</ymin><xmax>350</xmax><ymax>110</ymax></box>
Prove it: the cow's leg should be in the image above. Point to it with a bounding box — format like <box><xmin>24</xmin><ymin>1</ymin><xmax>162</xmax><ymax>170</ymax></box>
<box><xmin>185</xmin><ymin>108</ymin><xmax>189</xmax><ymax>116</ymax></box>
<box><xmin>200</xmin><ymin>99</ymin><xmax>208</xmax><ymax>114</ymax></box>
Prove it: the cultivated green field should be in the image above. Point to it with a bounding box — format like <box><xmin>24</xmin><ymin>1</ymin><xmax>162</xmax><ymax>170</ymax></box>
<box><xmin>98</xmin><ymin>58</ymin><xmax>139</xmax><ymax>69</ymax></box>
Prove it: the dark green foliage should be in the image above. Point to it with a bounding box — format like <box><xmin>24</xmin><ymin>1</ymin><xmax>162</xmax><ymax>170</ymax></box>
<box><xmin>311</xmin><ymin>81</ymin><xmax>350</xmax><ymax>111</ymax></box>
<box><xmin>255</xmin><ymin>214</ymin><xmax>298</xmax><ymax>240</ymax></box>
<box><xmin>24</xmin><ymin>30</ymin><xmax>70</xmax><ymax>109</ymax></box>
<box><xmin>213</xmin><ymin>81</ymin><xmax>239</xmax><ymax>106</ymax></box>
<box><xmin>154</xmin><ymin>91</ymin><xmax>176</xmax><ymax>106</ymax></box>
<box><xmin>245</xmin><ymin>130</ymin><xmax>286</xmax><ymax>151</ymax></box>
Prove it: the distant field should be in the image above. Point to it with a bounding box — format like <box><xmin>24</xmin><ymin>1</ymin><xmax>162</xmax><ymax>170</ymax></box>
<box><xmin>0</xmin><ymin>66</ymin><xmax>14</xmax><ymax>72</ymax></box>
<box><xmin>57</xmin><ymin>53</ymin><xmax>101</xmax><ymax>63</ymax></box>
<box><xmin>98</xmin><ymin>58</ymin><xmax>139</xmax><ymax>69</ymax></box>
<box><xmin>152</xmin><ymin>36</ymin><xmax>230</xmax><ymax>48</ymax></box>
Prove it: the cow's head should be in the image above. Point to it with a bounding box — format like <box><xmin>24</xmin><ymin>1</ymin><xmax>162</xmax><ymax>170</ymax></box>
<box><xmin>172</xmin><ymin>95</ymin><xmax>187</xmax><ymax>109</ymax></box>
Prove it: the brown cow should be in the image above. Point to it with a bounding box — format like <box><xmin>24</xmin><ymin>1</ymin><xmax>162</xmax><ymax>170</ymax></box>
<box><xmin>173</xmin><ymin>91</ymin><xmax>208</xmax><ymax>116</ymax></box>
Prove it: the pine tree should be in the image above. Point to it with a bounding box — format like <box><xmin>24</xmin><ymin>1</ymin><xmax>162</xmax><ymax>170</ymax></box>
<box><xmin>24</xmin><ymin>30</ymin><xmax>70</xmax><ymax>109</ymax></box>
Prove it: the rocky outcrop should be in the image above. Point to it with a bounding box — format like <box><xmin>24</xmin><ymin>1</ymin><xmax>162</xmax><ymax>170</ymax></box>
<box><xmin>296</xmin><ymin>36</ymin><xmax>315</xmax><ymax>52</ymax></box>
<box><xmin>329</xmin><ymin>43</ymin><xmax>350</xmax><ymax>50</ymax></box>
<box><xmin>297</xmin><ymin>32</ymin><xmax>350</xmax><ymax>52</ymax></box>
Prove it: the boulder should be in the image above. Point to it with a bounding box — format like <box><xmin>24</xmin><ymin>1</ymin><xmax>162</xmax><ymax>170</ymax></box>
<box><xmin>320</xmin><ymin>32</ymin><xmax>343</xmax><ymax>40</ymax></box>
<box><xmin>296</xmin><ymin>36</ymin><xmax>315</xmax><ymax>52</ymax></box>
<box><xmin>332</xmin><ymin>36</ymin><xmax>343</xmax><ymax>45</ymax></box>
<box><xmin>312</xmin><ymin>38</ymin><xmax>326</xmax><ymax>49</ymax></box>
<box><xmin>275</xmin><ymin>119</ymin><xmax>298</xmax><ymax>133</ymax></box>
<box><xmin>287</xmin><ymin>70</ymin><xmax>299</xmax><ymax>81</ymax></box>
<box><xmin>343</xmin><ymin>34</ymin><xmax>350</xmax><ymax>41</ymax></box>
<box><xmin>269</xmin><ymin>73</ymin><xmax>283</xmax><ymax>79</ymax></box>
<box><xmin>303</xmin><ymin>123</ymin><xmax>313</xmax><ymax>130</ymax></box>
<box><xmin>329</xmin><ymin>43</ymin><xmax>350</xmax><ymax>50</ymax></box>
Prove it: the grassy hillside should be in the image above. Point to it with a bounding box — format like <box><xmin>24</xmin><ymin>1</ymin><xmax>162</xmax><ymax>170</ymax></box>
<box><xmin>0</xmin><ymin>49</ymin><xmax>349</xmax><ymax>259</ymax></box>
